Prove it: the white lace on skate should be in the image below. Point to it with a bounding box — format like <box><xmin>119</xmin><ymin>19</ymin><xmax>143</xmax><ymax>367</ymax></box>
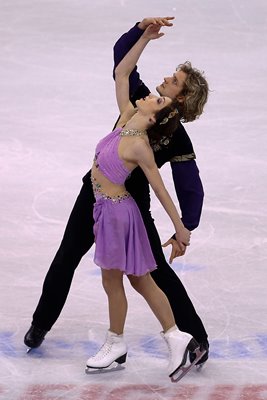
<box><xmin>85</xmin><ymin>332</ymin><xmax>127</xmax><ymax>374</ymax></box>
<box><xmin>89</xmin><ymin>338</ymin><xmax>113</xmax><ymax>363</ymax></box>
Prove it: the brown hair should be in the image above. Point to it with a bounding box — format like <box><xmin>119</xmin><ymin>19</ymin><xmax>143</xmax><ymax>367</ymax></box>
<box><xmin>177</xmin><ymin>61</ymin><xmax>209</xmax><ymax>123</ymax></box>
<box><xmin>147</xmin><ymin>100</ymin><xmax>180</xmax><ymax>142</ymax></box>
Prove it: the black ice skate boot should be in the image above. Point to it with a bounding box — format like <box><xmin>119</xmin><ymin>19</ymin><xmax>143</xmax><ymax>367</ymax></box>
<box><xmin>189</xmin><ymin>340</ymin><xmax>209</xmax><ymax>369</ymax></box>
<box><xmin>24</xmin><ymin>325</ymin><xmax>48</xmax><ymax>349</ymax></box>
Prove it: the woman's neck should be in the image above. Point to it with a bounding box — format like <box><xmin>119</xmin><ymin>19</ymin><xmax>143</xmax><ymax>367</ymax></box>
<box><xmin>123</xmin><ymin>112</ymin><xmax>149</xmax><ymax>132</ymax></box>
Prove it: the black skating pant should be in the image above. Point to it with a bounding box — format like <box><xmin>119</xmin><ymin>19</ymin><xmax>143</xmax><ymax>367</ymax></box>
<box><xmin>32</xmin><ymin>176</ymin><xmax>208</xmax><ymax>343</ymax></box>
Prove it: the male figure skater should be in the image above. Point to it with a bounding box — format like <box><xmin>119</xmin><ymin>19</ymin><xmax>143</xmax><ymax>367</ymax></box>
<box><xmin>24</xmin><ymin>16</ymin><xmax>209</xmax><ymax>367</ymax></box>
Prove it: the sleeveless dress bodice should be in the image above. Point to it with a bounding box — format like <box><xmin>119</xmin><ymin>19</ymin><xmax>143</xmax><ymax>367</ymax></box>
<box><xmin>94</xmin><ymin>127</ymin><xmax>130</xmax><ymax>185</ymax></box>
<box><xmin>91</xmin><ymin>126</ymin><xmax>156</xmax><ymax>276</ymax></box>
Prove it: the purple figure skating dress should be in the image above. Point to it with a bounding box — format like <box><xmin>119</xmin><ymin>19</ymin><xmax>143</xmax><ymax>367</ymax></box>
<box><xmin>91</xmin><ymin>127</ymin><xmax>157</xmax><ymax>276</ymax></box>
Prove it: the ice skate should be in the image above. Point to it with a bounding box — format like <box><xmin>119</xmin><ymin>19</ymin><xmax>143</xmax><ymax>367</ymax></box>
<box><xmin>85</xmin><ymin>330</ymin><xmax>127</xmax><ymax>374</ymax></box>
<box><xmin>170</xmin><ymin>339</ymin><xmax>207</xmax><ymax>381</ymax></box>
<box><xmin>189</xmin><ymin>340</ymin><xmax>209</xmax><ymax>371</ymax></box>
<box><xmin>24</xmin><ymin>325</ymin><xmax>48</xmax><ymax>352</ymax></box>
<box><xmin>162</xmin><ymin>326</ymin><xmax>207</xmax><ymax>383</ymax></box>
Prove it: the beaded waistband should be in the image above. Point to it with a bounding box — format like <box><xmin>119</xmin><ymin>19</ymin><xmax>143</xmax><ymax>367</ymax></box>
<box><xmin>91</xmin><ymin>176</ymin><xmax>131</xmax><ymax>203</ymax></box>
<box><xmin>94</xmin><ymin>191</ymin><xmax>131</xmax><ymax>203</ymax></box>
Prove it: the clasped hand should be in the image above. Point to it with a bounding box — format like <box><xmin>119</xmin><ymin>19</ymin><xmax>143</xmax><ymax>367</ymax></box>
<box><xmin>162</xmin><ymin>228</ymin><xmax>191</xmax><ymax>264</ymax></box>
<box><xmin>141</xmin><ymin>16</ymin><xmax>174</xmax><ymax>40</ymax></box>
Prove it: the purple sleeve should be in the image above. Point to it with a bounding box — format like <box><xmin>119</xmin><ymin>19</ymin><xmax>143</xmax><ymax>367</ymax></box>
<box><xmin>113</xmin><ymin>22</ymin><xmax>144</xmax><ymax>97</ymax></box>
<box><xmin>171</xmin><ymin>160</ymin><xmax>204</xmax><ymax>231</ymax></box>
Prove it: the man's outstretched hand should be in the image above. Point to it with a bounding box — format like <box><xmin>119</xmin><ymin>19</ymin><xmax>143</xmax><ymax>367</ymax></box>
<box><xmin>138</xmin><ymin>16</ymin><xmax>174</xmax><ymax>31</ymax></box>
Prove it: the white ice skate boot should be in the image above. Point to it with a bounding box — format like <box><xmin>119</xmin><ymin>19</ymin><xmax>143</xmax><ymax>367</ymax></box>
<box><xmin>85</xmin><ymin>330</ymin><xmax>127</xmax><ymax>374</ymax></box>
<box><xmin>162</xmin><ymin>326</ymin><xmax>206</xmax><ymax>382</ymax></box>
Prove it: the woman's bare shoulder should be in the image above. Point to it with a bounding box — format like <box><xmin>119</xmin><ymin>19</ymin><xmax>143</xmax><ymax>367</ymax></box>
<box><xmin>130</xmin><ymin>136</ymin><xmax>153</xmax><ymax>160</ymax></box>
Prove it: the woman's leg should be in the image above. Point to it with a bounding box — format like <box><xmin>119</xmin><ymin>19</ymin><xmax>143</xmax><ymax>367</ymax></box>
<box><xmin>127</xmin><ymin>272</ymin><xmax>203</xmax><ymax>380</ymax></box>
<box><xmin>86</xmin><ymin>268</ymin><xmax>128</xmax><ymax>371</ymax></box>
<box><xmin>127</xmin><ymin>273</ymin><xmax>175</xmax><ymax>332</ymax></box>
<box><xmin>101</xmin><ymin>268</ymin><xmax>127</xmax><ymax>334</ymax></box>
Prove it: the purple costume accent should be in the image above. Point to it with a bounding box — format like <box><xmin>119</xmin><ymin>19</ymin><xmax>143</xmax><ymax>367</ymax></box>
<box><xmin>92</xmin><ymin>128</ymin><xmax>157</xmax><ymax>276</ymax></box>
<box><xmin>94</xmin><ymin>128</ymin><xmax>130</xmax><ymax>185</ymax></box>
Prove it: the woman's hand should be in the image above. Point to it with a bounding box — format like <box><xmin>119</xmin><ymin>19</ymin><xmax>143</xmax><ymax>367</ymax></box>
<box><xmin>142</xmin><ymin>23</ymin><xmax>165</xmax><ymax>41</ymax></box>
<box><xmin>142</xmin><ymin>16</ymin><xmax>175</xmax><ymax>41</ymax></box>
<box><xmin>162</xmin><ymin>228</ymin><xmax>191</xmax><ymax>262</ymax></box>
<box><xmin>175</xmin><ymin>228</ymin><xmax>191</xmax><ymax>256</ymax></box>
<box><xmin>176</xmin><ymin>227</ymin><xmax>191</xmax><ymax>246</ymax></box>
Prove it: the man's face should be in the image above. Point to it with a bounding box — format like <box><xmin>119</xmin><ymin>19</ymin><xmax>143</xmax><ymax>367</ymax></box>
<box><xmin>156</xmin><ymin>70</ymin><xmax>187</xmax><ymax>101</ymax></box>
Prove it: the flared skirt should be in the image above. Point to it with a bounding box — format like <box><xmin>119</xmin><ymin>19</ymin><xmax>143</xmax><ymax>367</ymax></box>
<box><xmin>93</xmin><ymin>196</ymin><xmax>157</xmax><ymax>276</ymax></box>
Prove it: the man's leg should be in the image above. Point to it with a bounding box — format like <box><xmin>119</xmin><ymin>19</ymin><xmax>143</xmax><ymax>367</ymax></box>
<box><xmin>141</xmin><ymin>210</ymin><xmax>208</xmax><ymax>345</ymax></box>
<box><xmin>24</xmin><ymin>180</ymin><xmax>95</xmax><ymax>346</ymax></box>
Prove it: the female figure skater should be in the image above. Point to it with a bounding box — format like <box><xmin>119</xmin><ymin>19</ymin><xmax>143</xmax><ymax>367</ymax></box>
<box><xmin>86</xmin><ymin>23</ymin><xmax>205</xmax><ymax>382</ymax></box>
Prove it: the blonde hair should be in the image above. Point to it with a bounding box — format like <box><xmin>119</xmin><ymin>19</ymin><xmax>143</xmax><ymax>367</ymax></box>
<box><xmin>177</xmin><ymin>61</ymin><xmax>209</xmax><ymax>123</ymax></box>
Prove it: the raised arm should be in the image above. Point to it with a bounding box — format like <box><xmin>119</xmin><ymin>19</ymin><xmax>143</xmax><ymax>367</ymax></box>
<box><xmin>113</xmin><ymin>23</ymin><xmax>143</xmax><ymax>97</ymax></box>
<box><xmin>113</xmin><ymin>17</ymin><xmax>174</xmax><ymax>98</ymax></box>
<box><xmin>114</xmin><ymin>24</ymin><xmax>165</xmax><ymax>120</ymax></box>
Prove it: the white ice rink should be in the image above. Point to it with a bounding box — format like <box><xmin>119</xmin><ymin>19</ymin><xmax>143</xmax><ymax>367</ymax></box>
<box><xmin>0</xmin><ymin>1</ymin><xmax>267</xmax><ymax>399</ymax></box>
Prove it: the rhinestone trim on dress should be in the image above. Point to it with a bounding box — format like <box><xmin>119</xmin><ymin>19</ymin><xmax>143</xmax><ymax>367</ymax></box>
<box><xmin>91</xmin><ymin>176</ymin><xmax>131</xmax><ymax>203</ymax></box>
<box><xmin>120</xmin><ymin>129</ymin><xmax>147</xmax><ymax>137</ymax></box>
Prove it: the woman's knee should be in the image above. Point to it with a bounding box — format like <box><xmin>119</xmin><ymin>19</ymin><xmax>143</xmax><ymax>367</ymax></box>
<box><xmin>128</xmin><ymin>274</ymin><xmax>150</xmax><ymax>294</ymax></box>
<box><xmin>101</xmin><ymin>269</ymin><xmax>123</xmax><ymax>295</ymax></box>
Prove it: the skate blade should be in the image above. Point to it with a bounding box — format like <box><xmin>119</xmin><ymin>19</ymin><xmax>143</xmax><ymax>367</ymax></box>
<box><xmin>26</xmin><ymin>347</ymin><xmax>33</xmax><ymax>354</ymax></box>
<box><xmin>195</xmin><ymin>360</ymin><xmax>206</xmax><ymax>372</ymax></box>
<box><xmin>85</xmin><ymin>361</ymin><xmax>125</xmax><ymax>375</ymax></box>
<box><xmin>170</xmin><ymin>348</ymin><xmax>207</xmax><ymax>383</ymax></box>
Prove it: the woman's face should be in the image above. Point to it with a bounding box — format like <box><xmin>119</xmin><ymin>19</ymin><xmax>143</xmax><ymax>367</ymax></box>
<box><xmin>136</xmin><ymin>94</ymin><xmax>172</xmax><ymax>117</ymax></box>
